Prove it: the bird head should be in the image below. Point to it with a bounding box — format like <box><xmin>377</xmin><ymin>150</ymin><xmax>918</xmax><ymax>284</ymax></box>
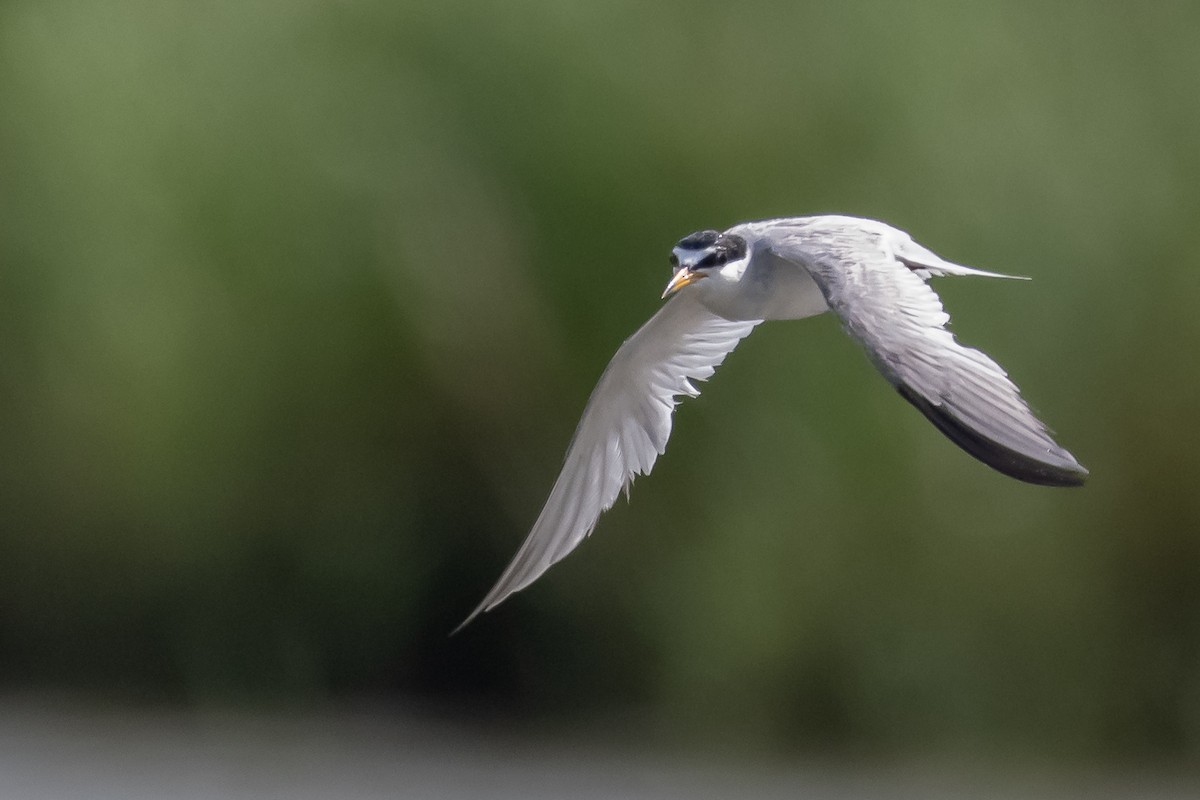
<box><xmin>662</xmin><ymin>230</ymin><xmax>749</xmax><ymax>299</ymax></box>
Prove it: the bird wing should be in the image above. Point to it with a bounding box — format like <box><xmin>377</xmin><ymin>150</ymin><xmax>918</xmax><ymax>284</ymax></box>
<box><xmin>457</xmin><ymin>292</ymin><xmax>760</xmax><ymax>630</ymax></box>
<box><xmin>761</xmin><ymin>221</ymin><xmax>1088</xmax><ymax>486</ymax></box>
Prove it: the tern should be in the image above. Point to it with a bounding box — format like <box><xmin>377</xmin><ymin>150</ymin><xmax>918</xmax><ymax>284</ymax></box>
<box><xmin>458</xmin><ymin>215</ymin><xmax>1087</xmax><ymax>630</ymax></box>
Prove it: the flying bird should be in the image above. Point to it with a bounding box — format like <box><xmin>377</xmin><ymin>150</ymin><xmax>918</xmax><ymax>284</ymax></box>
<box><xmin>458</xmin><ymin>215</ymin><xmax>1087</xmax><ymax>630</ymax></box>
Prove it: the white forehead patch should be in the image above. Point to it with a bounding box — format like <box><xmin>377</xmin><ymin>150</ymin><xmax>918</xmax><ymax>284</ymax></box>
<box><xmin>672</xmin><ymin>245</ymin><xmax>710</xmax><ymax>268</ymax></box>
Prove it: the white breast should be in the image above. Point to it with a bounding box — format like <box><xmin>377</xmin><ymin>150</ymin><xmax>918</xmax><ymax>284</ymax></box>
<box><xmin>697</xmin><ymin>248</ymin><xmax>830</xmax><ymax>322</ymax></box>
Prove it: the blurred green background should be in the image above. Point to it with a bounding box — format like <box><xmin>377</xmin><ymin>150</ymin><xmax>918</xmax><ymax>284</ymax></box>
<box><xmin>1</xmin><ymin>0</ymin><xmax>1198</xmax><ymax>767</ymax></box>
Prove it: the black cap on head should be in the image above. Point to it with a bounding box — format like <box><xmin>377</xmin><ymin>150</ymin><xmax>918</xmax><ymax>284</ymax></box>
<box><xmin>671</xmin><ymin>230</ymin><xmax>748</xmax><ymax>270</ymax></box>
<box><xmin>675</xmin><ymin>229</ymin><xmax>720</xmax><ymax>250</ymax></box>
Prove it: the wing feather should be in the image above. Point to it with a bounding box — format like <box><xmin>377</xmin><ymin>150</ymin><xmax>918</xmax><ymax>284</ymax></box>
<box><xmin>456</xmin><ymin>293</ymin><xmax>759</xmax><ymax>629</ymax></box>
<box><xmin>761</xmin><ymin>219</ymin><xmax>1087</xmax><ymax>487</ymax></box>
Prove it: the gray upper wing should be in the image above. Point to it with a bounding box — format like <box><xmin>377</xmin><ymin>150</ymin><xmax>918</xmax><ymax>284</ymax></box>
<box><xmin>761</xmin><ymin>219</ymin><xmax>1087</xmax><ymax>486</ymax></box>
<box><xmin>456</xmin><ymin>293</ymin><xmax>760</xmax><ymax>630</ymax></box>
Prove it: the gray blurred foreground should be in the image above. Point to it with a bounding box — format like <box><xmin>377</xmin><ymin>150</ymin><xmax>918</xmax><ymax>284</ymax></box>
<box><xmin>0</xmin><ymin>695</ymin><xmax>1195</xmax><ymax>800</ymax></box>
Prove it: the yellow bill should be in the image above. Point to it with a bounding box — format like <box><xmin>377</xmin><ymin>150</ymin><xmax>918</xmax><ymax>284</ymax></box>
<box><xmin>661</xmin><ymin>268</ymin><xmax>706</xmax><ymax>299</ymax></box>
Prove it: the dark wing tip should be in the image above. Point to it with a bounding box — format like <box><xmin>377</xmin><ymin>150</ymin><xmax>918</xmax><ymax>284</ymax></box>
<box><xmin>897</xmin><ymin>385</ymin><xmax>1088</xmax><ymax>487</ymax></box>
<box><xmin>448</xmin><ymin>610</ymin><xmax>480</xmax><ymax>637</ymax></box>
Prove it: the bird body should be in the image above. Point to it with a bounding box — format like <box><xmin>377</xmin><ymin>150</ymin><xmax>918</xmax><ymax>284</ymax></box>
<box><xmin>696</xmin><ymin>216</ymin><xmax>1019</xmax><ymax>322</ymax></box>
<box><xmin>457</xmin><ymin>215</ymin><xmax>1087</xmax><ymax>631</ymax></box>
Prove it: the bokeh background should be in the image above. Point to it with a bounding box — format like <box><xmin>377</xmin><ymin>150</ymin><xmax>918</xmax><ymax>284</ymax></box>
<box><xmin>1</xmin><ymin>0</ymin><xmax>1199</xmax><ymax>795</ymax></box>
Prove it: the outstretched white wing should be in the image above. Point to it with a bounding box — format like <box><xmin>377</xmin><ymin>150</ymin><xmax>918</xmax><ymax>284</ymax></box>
<box><xmin>458</xmin><ymin>293</ymin><xmax>759</xmax><ymax>630</ymax></box>
<box><xmin>761</xmin><ymin>218</ymin><xmax>1088</xmax><ymax>486</ymax></box>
